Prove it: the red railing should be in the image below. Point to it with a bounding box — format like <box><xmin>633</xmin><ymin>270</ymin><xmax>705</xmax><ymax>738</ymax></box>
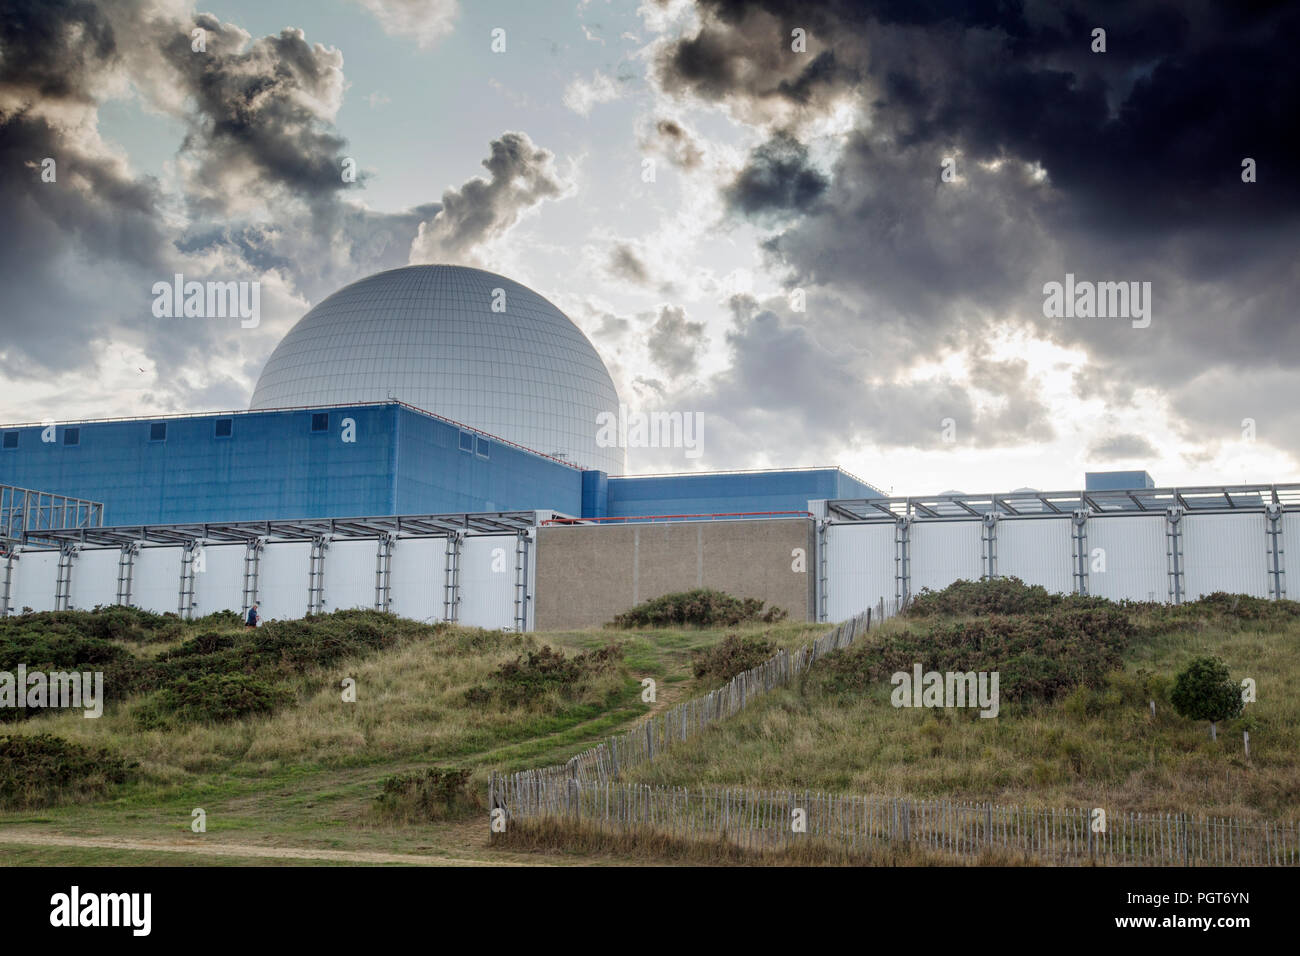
<box><xmin>541</xmin><ymin>510</ymin><xmax>813</xmax><ymax>525</ymax></box>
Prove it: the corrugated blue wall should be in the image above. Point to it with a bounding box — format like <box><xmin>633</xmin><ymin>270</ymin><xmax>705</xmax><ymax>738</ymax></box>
<box><xmin>392</xmin><ymin>407</ymin><xmax>583</xmax><ymax>516</ymax></box>
<box><xmin>0</xmin><ymin>404</ymin><xmax>583</xmax><ymax>525</ymax></box>
<box><xmin>1085</xmin><ymin>470</ymin><xmax>1155</xmax><ymax>490</ymax></box>
<box><xmin>604</xmin><ymin>468</ymin><xmax>881</xmax><ymax>518</ymax></box>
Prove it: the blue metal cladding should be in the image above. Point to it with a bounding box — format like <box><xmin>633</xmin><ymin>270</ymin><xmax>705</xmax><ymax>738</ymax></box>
<box><xmin>604</xmin><ymin>468</ymin><xmax>882</xmax><ymax>518</ymax></box>
<box><xmin>0</xmin><ymin>404</ymin><xmax>583</xmax><ymax>525</ymax></box>
<box><xmin>581</xmin><ymin>470</ymin><xmax>609</xmax><ymax>518</ymax></box>
<box><xmin>391</xmin><ymin>407</ymin><xmax>582</xmax><ymax>516</ymax></box>
<box><xmin>1085</xmin><ymin>470</ymin><xmax>1156</xmax><ymax>491</ymax></box>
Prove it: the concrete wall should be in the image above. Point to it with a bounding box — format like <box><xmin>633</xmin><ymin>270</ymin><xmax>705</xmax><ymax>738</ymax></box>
<box><xmin>534</xmin><ymin>517</ymin><xmax>815</xmax><ymax>630</ymax></box>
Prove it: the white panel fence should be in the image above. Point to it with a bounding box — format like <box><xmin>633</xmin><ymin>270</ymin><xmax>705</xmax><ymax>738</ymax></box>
<box><xmin>819</xmin><ymin>509</ymin><xmax>1291</xmax><ymax>622</ymax></box>
<box><xmin>1</xmin><ymin>531</ymin><xmax>535</xmax><ymax>631</ymax></box>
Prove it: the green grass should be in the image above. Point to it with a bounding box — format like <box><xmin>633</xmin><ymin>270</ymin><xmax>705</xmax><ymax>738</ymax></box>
<box><xmin>0</xmin><ymin>608</ymin><xmax>806</xmax><ymax>864</ymax></box>
<box><xmin>621</xmin><ymin>612</ymin><xmax>1300</xmax><ymax>820</ymax></box>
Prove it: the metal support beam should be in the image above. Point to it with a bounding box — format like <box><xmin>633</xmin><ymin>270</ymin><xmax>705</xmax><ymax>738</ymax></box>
<box><xmin>241</xmin><ymin>537</ymin><xmax>266</xmax><ymax>617</ymax></box>
<box><xmin>374</xmin><ymin>533</ymin><xmax>396</xmax><ymax>612</ymax></box>
<box><xmin>894</xmin><ymin>516</ymin><xmax>911</xmax><ymax>607</ymax></box>
<box><xmin>817</xmin><ymin>518</ymin><xmax>830</xmax><ymax>623</ymax></box>
<box><xmin>443</xmin><ymin>531</ymin><xmax>463</xmax><ymax>623</ymax></box>
<box><xmin>54</xmin><ymin>545</ymin><xmax>78</xmax><ymax>610</ymax></box>
<box><xmin>2</xmin><ymin>547</ymin><xmax>18</xmax><ymax>616</ymax></box>
<box><xmin>981</xmin><ymin>512</ymin><xmax>999</xmax><ymax>581</ymax></box>
<box><xmin>1266</xmin><ymin>503</ymin><xmax>1287</xmax><ymax>600</ymax></box>
<box><xmin>512</xmin><ymin>530</ymin><xmax>531</xmax><ymax>632</ymax></box>
<box><xmin>1165</xmin><ymin>507</ymin><xmax>1184</xmax><ymax>605</ymax></box>
<box><xmin>307</xmin><ymin>535</ymin><xmax>330</xmax><ymax>615</ymax></box>
<box><xmin>116</xmin><ymin>543</ymin><xmax>139</xmax><ymax>606</ymax></box>
<box><xmin>1071</xmin><ymin>510</ymin><xmax>1090</xmax><ymax>595</ymax></box>
<box><xmin>179</xmin><ymin>540</ymin><xmax>201</xmax><ymax>620</ymax></box>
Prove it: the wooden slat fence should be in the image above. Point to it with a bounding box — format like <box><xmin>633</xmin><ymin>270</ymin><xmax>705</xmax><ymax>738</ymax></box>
<box><xmin>490</xmin><ymin>779</ymin><xmax>1298</xmax><ymax>867</ymax></box>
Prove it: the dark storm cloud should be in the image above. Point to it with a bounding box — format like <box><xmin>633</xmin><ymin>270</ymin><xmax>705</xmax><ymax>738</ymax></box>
<box><xmin>724</xmin><ymin>131</ymin><xmax>827</xmax><ymax>217</ymax></box>
<box><xmin>410</xmin><ymin>131</ymin><xmax>566</xmax><ymax>261</ymax></box>
<box><xmin>0</xmin><ymin>0</ymin><xmax>118</xmax><ymax>102</ymax></box>
<box><xmin>646</xmin><ymin>305</ymin><xmax>706</xmax><ymax>377</ymax></box>
<box><xmin>663</xmin><ymin>295</ymin><xmax>1054</xmax><ymax>467</ymax></box>
<box><xmin>658</xmin><ymin>0</ymin><xmax>1300</xmax><ymax>463</ymax></box>
<box><xmin>155</xmin><ymin>14</ymin><xmax>357</xmax><ymax>211</ymax></box>
<box><xmin>607</xmin><ymin>243</ymin><xmax>650</xmax><ymax>284</ymax></box>
<box><xmin>648</xmin><ymin>118</ymin><xmax>704</xmax><ymax>169</ymax></box>
<box><xmin>1088</xmin><ymin>433</ymin><xmax>1159</xmax><ymax>461</ymax></box>
<box><xmin>0</xmin><ymin>0</ymin><xmax>547</xmax><ymax>420</ymax></box>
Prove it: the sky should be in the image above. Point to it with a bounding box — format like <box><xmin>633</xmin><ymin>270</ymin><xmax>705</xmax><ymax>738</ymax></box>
<box><xmin>1</xmin><ymin>0</ymin><xmax>1297</xmax><ymax>494</ymax></box>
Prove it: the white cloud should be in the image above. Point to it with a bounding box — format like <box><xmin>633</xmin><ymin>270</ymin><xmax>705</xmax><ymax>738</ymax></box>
<box><xmin>563</xmin><ymin>71</ymin><xmax>620</xmax><ymax>116</ymax></box>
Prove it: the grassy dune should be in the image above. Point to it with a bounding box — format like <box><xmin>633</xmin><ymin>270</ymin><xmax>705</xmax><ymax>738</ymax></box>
<box><xmin>622</xmin><ymin>611</ymin><xmax>1300</xmax><ymax>820</ymax></box>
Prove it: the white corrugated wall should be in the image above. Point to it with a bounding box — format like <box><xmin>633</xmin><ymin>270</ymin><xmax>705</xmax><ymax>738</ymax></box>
<box><xmin>69</xmin><ymin>549</ymin><xmax>119</xmax><ymax>611</ymax></box>
<box><xmin>133</xmin><ymin>547</ymin><xmax>183</xmax><ymax>615</ymax></box>
<box><xmin>458</xmin><ymin>535</ymin><xmax>518</xmax><ymax>629</ymax></box>
<box><xmin>1076</xmin><ymin>515</ymin><xmax>1166</xmax><ymax>601</ymax></box>
<box><xmin>1182</xmin><ymin>513</ymin><xmax>1269</xmax><ymax>600</ymax></box>
<box><xmin>997</xmin><ymin>519</ymin><xmax>1074</xmax><ymax>594</ymax></box>
<box><xmin>10</xmin><ymin>551</ymin><xmax>59</xmax><ymax>613</ymax></box>
<box><xmin>192</xmin><ymin>544</ymin><xmax>247</xmax><ymax>617</ymax></box>
<box><xmin>824</xmin><ymin>523</ymin><xmax>894</xmax><ymax>621</ymax></box>
<box><xmin>323</xmin><ymin>540</ymin><xmax>379</xmax><ymax>613</ymax></box>
<box><xmin>389</xmin><ymin>538</ymin><xmax>447</xmax><ymax>623</ymax></box>
<box><xmin>911</xmin><ymin>521</ymin><xmax>983</xmax><ymax>593</ymax></box>
<box><xmin>258</xmin><ymin>541</ymin><xmax>311</xmax><ymax>622</ymax></box>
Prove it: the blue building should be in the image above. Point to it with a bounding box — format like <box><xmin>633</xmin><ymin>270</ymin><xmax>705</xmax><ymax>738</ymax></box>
<box><xmin>0</xmin><ymin>267</ymin><xmax>886</xmax><ymax>527</ymax></box>
<box><xmin>0</xmin><ymin>403</ymin><xmax>880</xmax><ymax>525</ymax></box>
<box><xmin>1085</xmin><ymin>470</ymin><xmax>1156</xmax><ymax>491</ymax></box>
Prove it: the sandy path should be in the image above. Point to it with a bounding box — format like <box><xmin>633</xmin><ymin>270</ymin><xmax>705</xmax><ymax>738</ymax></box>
<box><xmin>0</xmin><ymin>832</ymin><xmax>545</xmax><ymax>866</ymax></box>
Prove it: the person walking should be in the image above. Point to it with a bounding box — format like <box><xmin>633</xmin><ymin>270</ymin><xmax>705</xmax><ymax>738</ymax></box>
<box><xmin>245</xmin><ymin>603</ymin><xmax>259</xmax><ymax>628</ymax></box>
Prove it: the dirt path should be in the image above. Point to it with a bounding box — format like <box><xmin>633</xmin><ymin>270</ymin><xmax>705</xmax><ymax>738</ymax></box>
<box><xmin>0</xmin><ymin>832</ymin><xmax>546</xmax><ymax>866</ymax></box>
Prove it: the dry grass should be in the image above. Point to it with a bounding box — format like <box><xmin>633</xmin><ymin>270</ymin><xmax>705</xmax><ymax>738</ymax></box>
<box><xmin>491</xmin><ymin>817</ymin><xmax>1043</xmax><ymax>866</ymax></box>
<box><xmin>622</xmin><ymin>618</ymin><xmax>1300</xmax><ymax>820</ymax></box>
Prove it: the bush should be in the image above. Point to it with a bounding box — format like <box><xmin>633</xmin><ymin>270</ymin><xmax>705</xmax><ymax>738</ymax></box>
<box><xmin>609</xmin><ymin>589</ymin><xmax>785</xmax><ymax>629</ymax></box>
<box><xmin>1170</xmin><ymin>656</ymin><xmax>1243</xmax><ymax>739</ymax></box>
<box><xmin>691</xmin><ymin>634</ymin><xmax>776</xmax><ymax>683</ymax></box>
<box><xmin>0</xmin><ymin>733</ymin><xmax>135</xmax><ymax>808</ymax></box>
<box><xmin>466</xmin><ymin>643</ymin><xmax>623</xmax><ymax>707</ymax></box>
<box><xmin>817</xmin><ymin>607</ymin><xmax>1134</xmax><ymax>704</ymax></box>
<box><xmin>904</xmin><ymin>577</ymin><xmax>1113</xmax><ymax>618</ymax></box>
<box><xmin>136</xmin><ymin>673</ymin><xmax>293</xmax><ymax>728</ymax></box>
<box><xmin>374</xmin><ymin>767</ymin><xmax>477</xmax><ymax>821</ymax></box>
<box><xmin>0</xmin><ymin>622</ymin><xmax>140</xmax><ymax>722</ymax></box>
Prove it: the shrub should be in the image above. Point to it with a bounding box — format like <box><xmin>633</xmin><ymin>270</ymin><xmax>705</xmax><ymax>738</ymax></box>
<box><xmin>1170</xmin><ymin>656</ymin><xmax>1243</xmax><ymax>740</ymax></box>
<box><xmin>466</xmin><ymin>643</ymin><xmax>623</xmax><ymax>707</ymax></box>
<box><xmin>0</xmin><ymin>733</ymin><xmax>135</xmax><ymax>808</ymax></box>
<box><xmin>691</xmin><ymin>634</ymin><xmax>776</xmax><ymax>683</ymax></box>
<box><xmin>817</xmin><ymin>607</ymin><xmax>1133</xmax><ymax>704</ymax></box>
<box><xmin>904</xmin><ymin>577</ymin><xmax>1112</xmax><ymax>618</ymax></box>
<box><xmin>374</xmin><ymin>767</ymin><xmax>477</xmax><ymax>821</ymax></box>
<box><xmin>0</xmin><ymin>622</ymin><xmax>140</xmax><ymax>722</ymax></box>
<box><xmin>609</xmin><ymin>589</ymin><xmax>785</xmax><ymax>629</ymax></box>
<box><xmin>136</xmin><ymin>673</ymin><xmax>293</xmax><ymax>728</ymax></box>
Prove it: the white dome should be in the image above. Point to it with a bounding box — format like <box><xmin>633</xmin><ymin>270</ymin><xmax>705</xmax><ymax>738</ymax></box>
<box><xmin>250</xmin><ymin>265</ymin><xmax>624</xmax><ymax>473</ymax></box>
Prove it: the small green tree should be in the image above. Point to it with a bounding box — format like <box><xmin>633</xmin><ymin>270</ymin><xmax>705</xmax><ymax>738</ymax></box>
<box><xmin>1170</xmin><ymin>656</ymin><xmax>1242</xmax><ymax>741</ymax></box>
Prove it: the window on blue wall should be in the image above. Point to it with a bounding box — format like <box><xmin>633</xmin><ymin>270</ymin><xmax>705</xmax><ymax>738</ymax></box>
<box><xmin>63</xmin><ymin>428</ymin><xmax>79</xmax><ymax>446</ymax></box>
<box><xmin>311</xmin><ymin>413</ymin><xmax>329</xmax><ymax>432</ymax></box>
<box><xmin>459</xmin><ymin>430</ymin><xmax>474</xmax><ymax>452</ymax></box>
<box><xmin>476</xmin><ymin>436</ymin><xmax>490</xmax><ymax>459</ymax></box>
<box><xmin>2</xmin><ymin>432</ymin><xmax>16</xmax><ymax>450</ymax></box>
<box><xmin>149</xmin><ymin>422</ymin><xmax>167</xmax><ymax>442</ymax></box>
<box><xmin>214</xmin><ymin>418</ymin><xmax>233</xmax><ymax>438</ymax></box>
